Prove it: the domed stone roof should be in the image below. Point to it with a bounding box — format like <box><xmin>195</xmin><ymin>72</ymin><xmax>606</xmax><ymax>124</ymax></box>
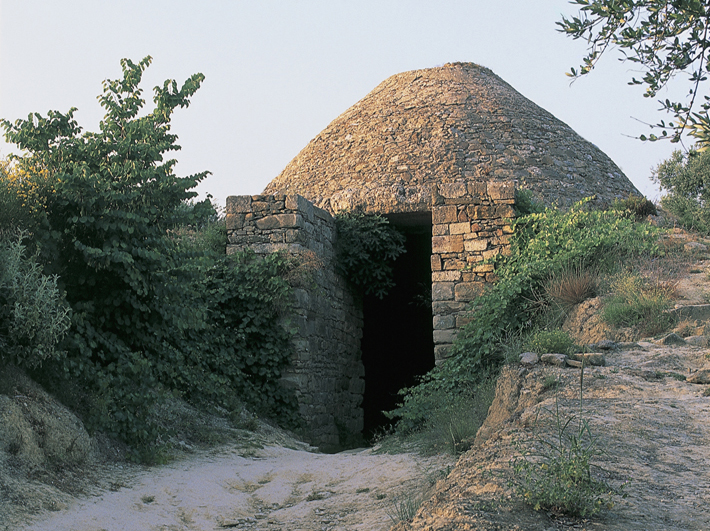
<box><xmin>264</xmin><ymin>62</ymin><xmax>639</xmax><ymax>213</ymax></box>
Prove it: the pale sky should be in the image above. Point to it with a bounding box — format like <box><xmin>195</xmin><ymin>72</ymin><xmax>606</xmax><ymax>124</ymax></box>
<box><xmin>0</xmin><ymin>1</ymin><xmax>694</xmax><ymax>208</ymax></box>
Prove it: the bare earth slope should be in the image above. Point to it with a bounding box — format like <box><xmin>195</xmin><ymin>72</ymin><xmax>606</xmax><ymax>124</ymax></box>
<box><xmin>395</xmin><ymin>340</ymin><xmax>710</xmax><ymax>530</ymax></box>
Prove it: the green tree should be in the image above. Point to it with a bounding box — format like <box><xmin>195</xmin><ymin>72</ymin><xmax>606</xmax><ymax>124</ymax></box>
<box><xmin>1</xmin><ymin>56</ymin><xmax>209</xmax><ymax>448</ymax></box>
<box><xmin>559</xmin><ymin>1</ymin><xmax>710</xmax><ymax>145</ymax></box>
<box><xmin>652</xmin><ymin>148</ymin><xmax>710</xmax><ymax>231</ymax></box>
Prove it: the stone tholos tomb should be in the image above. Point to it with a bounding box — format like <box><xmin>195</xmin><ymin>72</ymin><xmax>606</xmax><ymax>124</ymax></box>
<box><xmin>227</xmin><ymin>62</ymin><xmax>639</xmax><ymax>448</ymax></box>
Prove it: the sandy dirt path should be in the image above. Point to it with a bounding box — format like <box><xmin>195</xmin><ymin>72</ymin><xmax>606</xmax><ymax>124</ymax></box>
<box><xmin>22</xmin><ymin>446</ymin><xmax>451</xmax><ymax>531</ymax></box>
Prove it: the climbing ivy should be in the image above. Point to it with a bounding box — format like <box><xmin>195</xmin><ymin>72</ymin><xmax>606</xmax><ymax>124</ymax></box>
<box><xmin>334</xmin><ymin>211</ymin><xmax>406</xmax><ymax>299</ymax></box>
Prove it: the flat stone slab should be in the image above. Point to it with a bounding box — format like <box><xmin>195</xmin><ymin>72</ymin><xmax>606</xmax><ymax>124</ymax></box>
<box><xmin>540</xmin><ymin>353</ymin><xmax>567</xmax><ymax>367</ymax></box>
<box><xmin>687</xmin><ymin>369</ymin><xmax>710</xmax><ymax>384</ymax></box>
<box><xmin>685</xmin><ymin>335</ymin><xmax>709</xmax><ymax>347</ymax></box>
<box><xmin>669</xmin><ymin>304</ymin><xmax>710</xmax><ymax>323</ymax></box>
<box><xmin>519</xmin><ymin>352</ymin><xmax>539</xmax><ymax>366</ymax></box>
<box><xmin>568</xmin><ymin>352</ymin><xmax>606</xmax><ymax>367</ymax></box>
<box><xmin>656</xmin><ymin>333</ymin><xmax>687</xmax><ymax>346</ymax></box>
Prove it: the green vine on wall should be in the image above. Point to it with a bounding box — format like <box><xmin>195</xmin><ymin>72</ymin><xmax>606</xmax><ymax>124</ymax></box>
<box><xmin>334</xmin><ymin>211</ymin><xmax>406</xmax><ymax>299</ymax></box>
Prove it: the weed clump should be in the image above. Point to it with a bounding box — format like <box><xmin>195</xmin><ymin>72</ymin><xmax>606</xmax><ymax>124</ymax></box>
<box><xmin>510</xmin><ymin>364</ymin><xmax>627</xmax><ymax>517</ymax></box>
<box><xmin>601</xmin><ymin>272</ymin><xmax>677</xmax><ymax>336</ymax></box>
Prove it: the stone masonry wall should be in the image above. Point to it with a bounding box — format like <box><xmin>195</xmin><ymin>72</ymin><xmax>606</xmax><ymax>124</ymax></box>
<box><xmin>430</xmin><ymin>180</ymin><xmax>516</xmax><ymax>362</ymax></box>
<box><xmin>225</xmin><ymin>194</ymin><xmax>364</xmax><ymax>449</ymax></box>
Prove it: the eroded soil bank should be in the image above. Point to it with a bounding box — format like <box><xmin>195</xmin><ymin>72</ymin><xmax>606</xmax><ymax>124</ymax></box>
<box><xmin>394</xmin><ymin>341</ymin><xmax>710</xmax><ymax>531</ymax></box>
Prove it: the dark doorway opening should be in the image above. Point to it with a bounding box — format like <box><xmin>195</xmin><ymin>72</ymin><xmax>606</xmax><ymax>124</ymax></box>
<box><xmin>360</xmin><ymin>213</ymin><xmax>434</xmax><ymax>439</ymax></box>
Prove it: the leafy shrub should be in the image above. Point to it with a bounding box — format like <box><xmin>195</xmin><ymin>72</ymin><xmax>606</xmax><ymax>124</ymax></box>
<box><xmin>524</xmin><ymin>330</ymin><xmax>578</xmax><ymax>356</ymax></box>
<box><xmin>0</xmin><ymin>232</ymin><xmax>70</xmax><ymax>369</ymax></box>
<box><xmin>514</xmin><ymin>188</ymin><xmax>545</xmax><ymax>216</ymax></box>
<box><xmin>653</xmin><ymin>148</ymin><xmax>710</xmax><ymax>233</ymax></box>
<box><xmin>610</xmin><ymin>194</ymin><xmax>657</xmax><ymax>220</ymax></box>
<box><xmin>334</xmin><ymin>211</ymin><xmax>406</xmax><ymax>298</ymax></box>
<box><xmin>1</xmin><ymin>57</ymin><xmax>299</xmax><ymax>455</ymax></box>
<box><xmin>601</xmin><ymin>272</ymin><xmax>677</xmax><ymax>336</ymax></box>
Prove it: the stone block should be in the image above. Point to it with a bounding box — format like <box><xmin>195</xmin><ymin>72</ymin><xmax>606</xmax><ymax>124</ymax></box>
<box><xmin>349</xmin><ymin>378</ymin><xmax>366</xmax><ymax>395</ymax></box>
<box><xmin>541</xmin><ymin>353</ymin><xmax>567</xmax><ymax>367</ymax></box>
<box><xmin>433</xmin><ymin>314</ymin><xmax>456</xmax><ymax>330</ymax></box>
<box><xmin>432</xmin><ymin>270</ymin><xmax>461</xmax><ymax>282</ymax></box>
<box><xmin>520</xmin><ymin>352</ymin><xmax>539</xmax><ymax>365</ymax></box>
<box><xmin>467</xmin><ymin>182</ymin><xmax>487</xmax><ymax>198</ymax></box>
<box><xmin>432</xmin><ymin>205</ymin><xmax>458</xmax><ymax>224</ymax></box>
<box><xmin>471</xmin><ymin>264</ymin><xmax>493</xmax><ymax>273</ymax></box>
<box><xmin>432</xmin><ymin>235</ymin><xmax>464</xmax><ymax>253</ymax></box>
<box><xmin>495</xmin><ymin>205</ymin><xmax>516</xmax><ymax>218</ymax></box>
<box><xmin>464</xmin><ymin>239</ymin><xmax>488</xmax><ymax>252</ymax></box>
<box><xmin>456</xmin><ymin>315</ymin><xmax>473</xmax><ymax>327</ymax></box>
<box><xmin>256</xmin><ymin>213</ymin><xmax>303</xmax><ymax>230</ymax></box>
<box><xmin>225</xmin><ymin>213</ymin><xmax>244</xmax><ymax>231</ymax></box>
<box><xmin>443</xmin><ymin>258</ymin><xmax>467</xmax><ymax>270</ymax></box>
<box><xmin>432</xmin><ymin>301</ymin><xmax>468</xmax><ymax>314</ymax></box>
<box><xmin>455</xmin><ymin>282</ymin><xmax>484</xmax><ymax>301</ymax></box>
<box><xmin>467</xmin><ymin>205</ymin><xmax>493</xmax><ymax>219</ymax></box>
<box><xmin>434</xmin><ymin>346</ymin><xmax>452</xmax><ymax>365</ymax></box>
<box><xmin>226</xmin><ymin>195</ymin><xmax>251</xmax><ymax>213</ymax></box>
<box><xmin>449</xmin><ymin>222</ymin><xmax>471</xmax><ymax>235</ymax></box>
<box><xmin>431</xmin><ymin>254</ymin><xmax>442</xmax><ymax>271</ymax></box>
<box><xmin>433</xmin><ymin>329</ymin><xmax>457</xmax><ymax>344</ymax></box>
<box><xmin>432</xmin><ymin>224</ymin><xmax>449</xmax><ymax>236</ymax></box>
<box><xmin>432</xmin><ymin>282</ymin><xmax>454</xmax><ymax>301</ymax></box>
<box><xmin>438</xmin><ymin>182</ymin><xmax>468</xmax><ymax>198</ymax></box>
<box><xmin>488</xmin><ymin>181</ymin><xmax>516</xmax><ymax>201</ymax></box>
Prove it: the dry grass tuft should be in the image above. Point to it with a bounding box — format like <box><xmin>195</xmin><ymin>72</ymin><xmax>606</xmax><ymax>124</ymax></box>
<box><xmin>545</xmin><ymin>266</ymin><xmax>598</xmax><ymax>313</ymax></box>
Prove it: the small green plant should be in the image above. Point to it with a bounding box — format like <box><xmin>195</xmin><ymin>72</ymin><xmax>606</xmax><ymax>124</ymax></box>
<box><xmin>511</xmin><ymin>362</ymin><xmax>626</xmax><ymax>517</ymax></box>
<box><xmin>385</xmin><ymin>372</ymin><xmax>495</xmax><ymax>452</ymax></box>
<box><xmin>386</xmin><ymin>492</ymin><xmax>425</xmax><ymax>524</ymax></box>
<box><xmin>525</xmin><ymin>329</ymin><xmax>578</xmax><ymax>356</ymax></box>
<box><xmin>542</xmin><ymin>375</ymin><xmax>560</xmax><ymax>391</ymax></box>
<box><xmin>602</xmin><ymin>272</ymin><xmax>677</xmax><ymax>336</ymax></box>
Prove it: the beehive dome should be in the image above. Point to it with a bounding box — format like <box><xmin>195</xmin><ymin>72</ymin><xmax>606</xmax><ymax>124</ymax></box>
<box><xmin>264</xmin><ymin>63</ymin><xmax>638</xmax><ymax>212</ymax></box>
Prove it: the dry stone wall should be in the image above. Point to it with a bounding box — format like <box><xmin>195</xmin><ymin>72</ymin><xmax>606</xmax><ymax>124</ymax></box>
<box><xmin>226</xmin><ymin>194</ymin><xmax>364</xmax><ymax>449</ymax></box>
<box><xmin>430</xmin><ymin>180</ymin><xmax>516</xmax><ymax>361</ymax></box>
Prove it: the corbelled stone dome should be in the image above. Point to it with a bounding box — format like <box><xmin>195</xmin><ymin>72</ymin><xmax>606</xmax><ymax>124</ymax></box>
<box><xmin>265</xmin><ymin>62</ymin><xmax>639</xmax><ymax>213</ymax></box>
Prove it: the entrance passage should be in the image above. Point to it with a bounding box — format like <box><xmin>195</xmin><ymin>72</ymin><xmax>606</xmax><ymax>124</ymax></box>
<box><xmin>360</xmin><ymin>213</ymin><xmax>435</xmax><ymax>439</ymax></box>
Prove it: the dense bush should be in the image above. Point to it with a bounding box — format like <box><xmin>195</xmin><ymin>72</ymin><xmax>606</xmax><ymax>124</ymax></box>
<box><xmin>653</xmin><ymin>148</ymin><xmax>710</xmax><ymax>233</ymax></box>
<box><xmin>334</xmin><ymin>211</ymin><xmax>406</xmax><ymax>298</ymax></box>
<box><xmin>0</xmin><ymin>232</ymin><xmax>70</xmax><ymax>369</ymax></box>
<box><xmin>387</xmin><ymin>200</ymin><xmax>663</xmax><ymax>430</ymax></box>
<box><xmin>610</xmin><ymin>194</ymin><xmax>657</xmax><ymax>220</ymax></box>
<box><xmin>1</xmin><ymin>57</ymin><xmax>298</xmax><ymax>455</ymax></box>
